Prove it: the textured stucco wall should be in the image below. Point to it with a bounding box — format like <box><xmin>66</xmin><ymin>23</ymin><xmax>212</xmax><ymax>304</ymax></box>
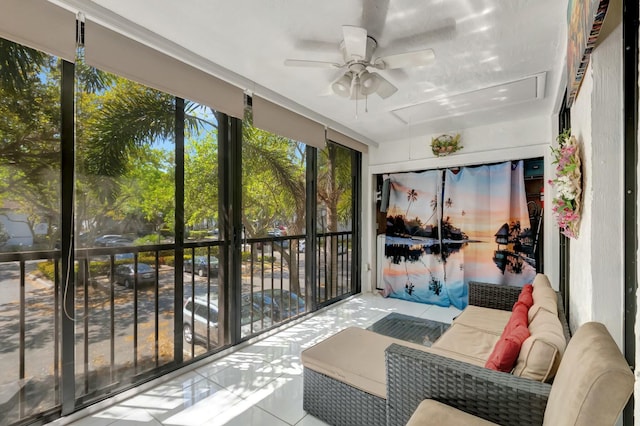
<box><xmin>568</xmin><ymin>62</ymin><xmax>594</xmax><ymax>333</ymax></box>
<box><xmin>568</xmin><ymin>12</ymin><xmax>630</xmax><ymax>425</ymax></box>
<box><xmin>569</xmin><ymin>20</ymin><xmax>624</xmax><ymax>349</ymax></box>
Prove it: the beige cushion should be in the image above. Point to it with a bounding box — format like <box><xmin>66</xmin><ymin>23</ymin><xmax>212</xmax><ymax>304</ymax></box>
<box><xmin>532</xmin><ymin>273</ymin><xmax>552</xmax><ymax>290</ymax></box>
<box><xmin>543</xmin><ymin>322</ymin><xmax>634</xmax><ymax>425</ymax></box>
<box><xmin>432</xmin><ymin>323</ymin><xmax>500</xmax><ymax>363</ymax></box>
<box><xmin>529</xmin><ymin>275</ymin><xmax>558</xmax><ymax>322</ymax></box>
<box><xmin>407</xmin><ymin>399</ymin><xmax>498</xmax><ymax>426</ymax></box>
<box><xmin>422</xmin><ymin>345</ymin><xmax>489</xmax><ymax>367</ymax></box>
<box><xmin>513</xmin><ymin>308</ymin><xmax>566</xmax><ymax>381</ymax></box>
<box><xmin>301</xmin><ymin>327</ymin><xmax>431</xmax><ymax>399</ymax></box>
<box><xmin>452</xmin><ymin>305</ymin><xmax>511</xmax><ymax>335</ymax></box>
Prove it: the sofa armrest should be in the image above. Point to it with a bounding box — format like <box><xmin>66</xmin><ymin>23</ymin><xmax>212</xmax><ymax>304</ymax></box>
<box><xmin>468</xmin><ymin>281</ymin><xmax>521</xmax><ymax>311</ymax></box>
<box><xmin>385</xmin><ymin>344</ymin><xmax>551</xmax><ymax>426</ymax></box>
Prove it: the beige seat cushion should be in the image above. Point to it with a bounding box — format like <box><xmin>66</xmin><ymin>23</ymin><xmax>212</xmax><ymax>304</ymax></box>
<box><xmin>301</xmin><ymin>327</ymin><xmax>431</xmax><ymax>399</ymax></box>
<box><xmin>407</xmin><ymin>399</ymin><xmax>498</xmax><ymax>426</ymax></box>
<box><xmin>513</xmin><ymin>308</ymin><xmax>566</xmax><ymax>381</ymax></box>
<box><xmin>432</xmin><ymin>323</ymin><xmax>500</xmax><ymax>364</ymax></box>
<box><xmin>452</xmin><ymin>305</ymin><xmax>511</xmax><ymax>335</ymax></box>
<box><xmin>543</xmin><ymin>322</ymin><xmax>634</xmax><ymax>425</ymax></box>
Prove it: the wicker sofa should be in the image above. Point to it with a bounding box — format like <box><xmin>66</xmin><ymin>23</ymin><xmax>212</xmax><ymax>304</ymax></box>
<box><xmin>402</xmin><ymin>322</ymin><xmax>634</xmax><ymax>425</ymax></box>
<box><xmin>301</xmin><ymin>274</ymin><xmax>570</xmax><ymax>426</ymax></box>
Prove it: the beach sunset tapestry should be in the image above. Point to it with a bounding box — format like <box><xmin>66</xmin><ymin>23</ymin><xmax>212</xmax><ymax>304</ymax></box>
<box><xmin>381</xmin><ymin>161</ymin><xmax>536</xmax><ymax>309</ymax></box>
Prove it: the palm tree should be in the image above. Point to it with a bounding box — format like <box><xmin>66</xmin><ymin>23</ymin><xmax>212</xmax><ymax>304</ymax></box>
<box><xmin>405</xmin><ymin>189</ymin><xmax>418</xmax><ymax>217</ymax></box>
<box><xmin>445</xmin><ymin>197</ymin><xmax>453</xmax><ymax>208</ymax></box>
<box><xmin>0</xmin><ymin>39</ymin><xmax>46</xmax><ymax>93</ymax></box>
<box><xmin>425</xmin><ymin>195</ymin><xmax>439</xmax><ymax>224</ymax></box>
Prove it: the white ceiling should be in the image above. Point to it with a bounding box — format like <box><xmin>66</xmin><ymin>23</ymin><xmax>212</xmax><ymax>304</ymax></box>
<box><xmin>54</xmin><ymin>0</ymin><xmax>569</xmax><ymax>148</ymax></box>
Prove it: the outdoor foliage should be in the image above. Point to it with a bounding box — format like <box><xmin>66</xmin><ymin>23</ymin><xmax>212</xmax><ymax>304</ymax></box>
<box><xmin>2</xmin><ymin>38</ymin><xmax>353</xmax><ymax>298</ymax></box>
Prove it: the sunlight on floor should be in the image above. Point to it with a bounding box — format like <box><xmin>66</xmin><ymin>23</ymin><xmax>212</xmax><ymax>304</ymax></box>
<box><xmin>50</xmin><ymin>293</ymin><xmax>461</xmax><ymax>426</ymax></box>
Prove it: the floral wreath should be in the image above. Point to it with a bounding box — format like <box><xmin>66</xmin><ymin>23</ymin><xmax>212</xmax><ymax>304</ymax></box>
<box><xmin>548</xmin><ymin>129</ymin><xmax>582</xmax><ymax>239</ymax></box>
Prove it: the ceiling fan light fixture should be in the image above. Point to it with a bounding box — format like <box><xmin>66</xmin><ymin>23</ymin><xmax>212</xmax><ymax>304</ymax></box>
<box><xmin>332</xmin><ymin>73</ymin><xmax>353</xmax><ymax>98</ymax></box>
<box><xmin>359</xmin><ymin>71</ymin><xmax>380</xmax><ymax>96</ymax></box>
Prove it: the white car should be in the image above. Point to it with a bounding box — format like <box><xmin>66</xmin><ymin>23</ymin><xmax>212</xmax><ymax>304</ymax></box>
<box><xmin>183</xmin><ymin>296</ymin><xmax>272</xmax><ymax>347</ymax></box>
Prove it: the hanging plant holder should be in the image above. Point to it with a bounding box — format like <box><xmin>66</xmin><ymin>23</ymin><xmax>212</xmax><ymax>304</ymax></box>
<box><xmin>431</xmin><ymin>134</ymin><xmax>462</xmax><ymax>156</ymax></box>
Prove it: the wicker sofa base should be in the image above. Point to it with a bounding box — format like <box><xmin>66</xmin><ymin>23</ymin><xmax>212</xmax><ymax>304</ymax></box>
<box><xmin>303</xmin><ymin>367</ymin><xmax>387</xmax><ymax>426</ymax></box>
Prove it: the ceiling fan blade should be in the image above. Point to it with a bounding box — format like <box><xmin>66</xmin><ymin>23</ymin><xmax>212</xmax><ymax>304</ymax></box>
<box><xmin>342</xmin><ymin>25</ymin><xmax>368</xmax><ymax>60</ymax></box>
<box><xmin>284</xmin><ymin>59</ymin><xmax>342</xmax><ymax>68</ymax></box>
<box><xmin>371</xmin><ymin>73</ymin><xmax>398</xmax><ymax>99</ymax></box>
<box><xmin>361</xmin><ymin>0</ymin><xmax>390</xmax><ymax>41</ymax></box>
<box><xmin>384</xmin><ymin>19</ymin><xmax>457</xmax><ymax>51</ymax></box>
<box><xmin>375</xmin><ymin>48</ymin><xmax>435</xmax><ymax>69</ymax></box>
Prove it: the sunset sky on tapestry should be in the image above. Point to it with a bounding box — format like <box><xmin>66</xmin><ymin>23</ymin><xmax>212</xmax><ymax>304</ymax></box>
<box><xmin>382</xmin><ymin>161</ymin><xmax>536</xmax><ymax>309</ymax></box>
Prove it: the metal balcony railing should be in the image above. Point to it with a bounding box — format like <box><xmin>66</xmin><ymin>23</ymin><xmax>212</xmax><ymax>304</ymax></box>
<box><xmin>0</xmin><ymin>230</ymin><xmax>354</xmax><ymax>425</ymax></box>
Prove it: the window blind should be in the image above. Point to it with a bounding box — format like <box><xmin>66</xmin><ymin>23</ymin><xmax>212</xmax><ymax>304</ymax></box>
<box><xmin>252</xmin><ymin>95</ymin><xmax>326</xmax><ymax>149</ymax></box>
<box><xmin>84</xmin><ymin>19</ymin><xmax>245</xmax><ymax>119</ymax></box>
<box><xmin>0</xmin><ymin>0</ymin><xmax>77</xmax><ymax>62</ymax></box>
<box><xmin>326</xmin><ymin>128</ymin><xmax>369</xmax><ymax>153</ymax></box>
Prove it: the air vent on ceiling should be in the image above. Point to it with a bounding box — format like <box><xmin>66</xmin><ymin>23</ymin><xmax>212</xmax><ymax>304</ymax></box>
<box><xmin>391</xmin><ymin>72</ymin><xmax>547</xmax><ymax>125</ymax></box>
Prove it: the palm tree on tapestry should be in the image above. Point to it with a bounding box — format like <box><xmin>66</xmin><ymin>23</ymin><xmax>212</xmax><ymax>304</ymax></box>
<box><xmin>405</xmin><ymin>189</ymin><xmax>418</xmax><ymax>218</ymax></box>
<box><xmin>424</xmin><ymin>195</ymin><xmax>439</xmax><ymax>224</ymax></box>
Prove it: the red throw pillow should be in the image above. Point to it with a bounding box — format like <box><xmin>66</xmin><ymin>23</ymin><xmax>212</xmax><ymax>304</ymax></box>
<box><xmin>485</xmin><ymin>324</ymin><xmax>531</xmax><ymax>372</ymax></box>
<box><xmin>503</xmin><ymin>301</ymin><xmax>528</xmax><ymax>336</ymax></box>
<box><xmin>517</xmin><ymin>284</ymin><xmax>534</xmax><ymax>308</ymax></box>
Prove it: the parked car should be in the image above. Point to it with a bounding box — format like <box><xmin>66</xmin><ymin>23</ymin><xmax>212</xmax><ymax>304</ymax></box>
<box><xmin>94</xmin><ymin>234</ymin><xmax>134</xmax><ymax>247</ymax></box>
<box><xmin>94</xmin><ymin>234</ymin><xmax>124</xmax><ymax>246</ymax></box>
<box><xmin>105</xmin><ymin>237</ymin><xmax>133</xmax><ymax>247</ymax></box>
<box><xmin>267</xmin><ymin>228</ymin><xmax>282</xmax><ymax>237</ymax></box>
<box><xmin>112</xmin><ymin>263</ymin><xmax>156</xmax><ymax>289</ymax></box>
<box><xmin>183</xmin><ymin>296</ymin><xmax>271</xmax><ymax>346</ymax></box>
<box><xmin>249</xmin><ymin>289</ymin><xmax>305</xmax><ymax>322</ymax></box>
<box><xmin>184</xmin><ymin>255</ymin><xmax>219</xmax><ymax>277</ymax></box>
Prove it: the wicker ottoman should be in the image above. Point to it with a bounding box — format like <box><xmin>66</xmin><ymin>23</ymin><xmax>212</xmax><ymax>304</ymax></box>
<box><xmin>301</xmin><ymin>327</ymin><xmax>430</xmax><ymax>426</ymax></box>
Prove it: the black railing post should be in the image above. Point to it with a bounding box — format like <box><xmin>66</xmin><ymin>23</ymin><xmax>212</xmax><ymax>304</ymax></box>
<box><xmin>352</xmin><ymin>151</ymin><xmax>362</xmax><ymax>294</ymax></box>
<box><xmin>19</xmin><ymin>260</ymin><xmax>25</xmax><ymax>418</ymax></box>
<box><xmin>306</xmin><ymin>146</ymin><xmax>318</xmax><ymax>311</ymax></box>
<box><xmin>60</xmin><ymin>58</ymin><xmax>76</xmax><ymax>416</ymax></box>
<box><xmin>623</xmin><ymin>0</ymin><xmax>638</xmax><ymax>423</ymax></box>
<box><xmin>174</xmin><ymin>97</ymin><xmax>185</xmax><ymax>364</ymax></box>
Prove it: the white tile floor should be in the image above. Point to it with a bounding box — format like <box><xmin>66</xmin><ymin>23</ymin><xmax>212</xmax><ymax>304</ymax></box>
<box><xmin>51</xmin><ymin>292</ymin><xmax>461</xmax><ymax>426</ymax></box>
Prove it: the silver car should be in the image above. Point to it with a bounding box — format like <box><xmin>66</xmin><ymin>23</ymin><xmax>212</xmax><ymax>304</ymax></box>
<box><xmin>183</xmin><ymin>296</ymin><xmax>272</xmax><ymax>347</ymax></box>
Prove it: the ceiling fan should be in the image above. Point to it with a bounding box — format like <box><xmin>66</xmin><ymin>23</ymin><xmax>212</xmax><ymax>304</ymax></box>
<box><xmin>284</xmin><ymin>25</ymin><xmax>435</xmax><ymax>100</ymax></box>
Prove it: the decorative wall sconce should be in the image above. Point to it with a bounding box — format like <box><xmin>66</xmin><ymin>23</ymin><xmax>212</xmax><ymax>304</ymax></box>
<box><xmin>431</xmin><ymin>134</ymin><xmax>462</xmax><ymax>156</ymax></box>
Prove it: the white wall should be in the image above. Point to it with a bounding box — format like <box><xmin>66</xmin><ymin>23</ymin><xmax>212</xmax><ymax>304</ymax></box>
<box><xmin>569</xmin><ymin>21</ymin><xmax>625</xmax><ymax>347</ymax></box>
<box><xmin>360</xmin><ymin>152</ymin><xmax>374</xmax><ymax>292</ymax></box>
<box><xmin>569</xmin><ymin>8</ymin><xmax>634</xmax><ymax>423</ymax></box>
<box><xmin>363</xmin><ymin>115</ymin><xmax>561</xmax><ymax>292</ymax></box>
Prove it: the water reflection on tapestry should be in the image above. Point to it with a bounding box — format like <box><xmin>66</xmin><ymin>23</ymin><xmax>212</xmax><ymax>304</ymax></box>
<box><xmin>381</xmin><ymin>161</ymin><xmax>536</xmax><ymax>309</ymax></box>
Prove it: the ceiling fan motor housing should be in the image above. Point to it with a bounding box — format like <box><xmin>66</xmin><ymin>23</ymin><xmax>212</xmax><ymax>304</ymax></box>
<box><xmin>339</xmin><ymin>35</ymin><xmax>377</xmax><ymax>63</ymax></box>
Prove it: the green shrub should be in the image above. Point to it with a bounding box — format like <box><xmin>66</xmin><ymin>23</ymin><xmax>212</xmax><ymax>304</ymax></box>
<box><xmin>134</xmin><ymin>235</ymin><xmax>161</xmax><ymax>245</ymax></box>
<box><xmin>37</xmin><ymin>261</ymin><xmax>56</xmax><ymax>281</ymax></box>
